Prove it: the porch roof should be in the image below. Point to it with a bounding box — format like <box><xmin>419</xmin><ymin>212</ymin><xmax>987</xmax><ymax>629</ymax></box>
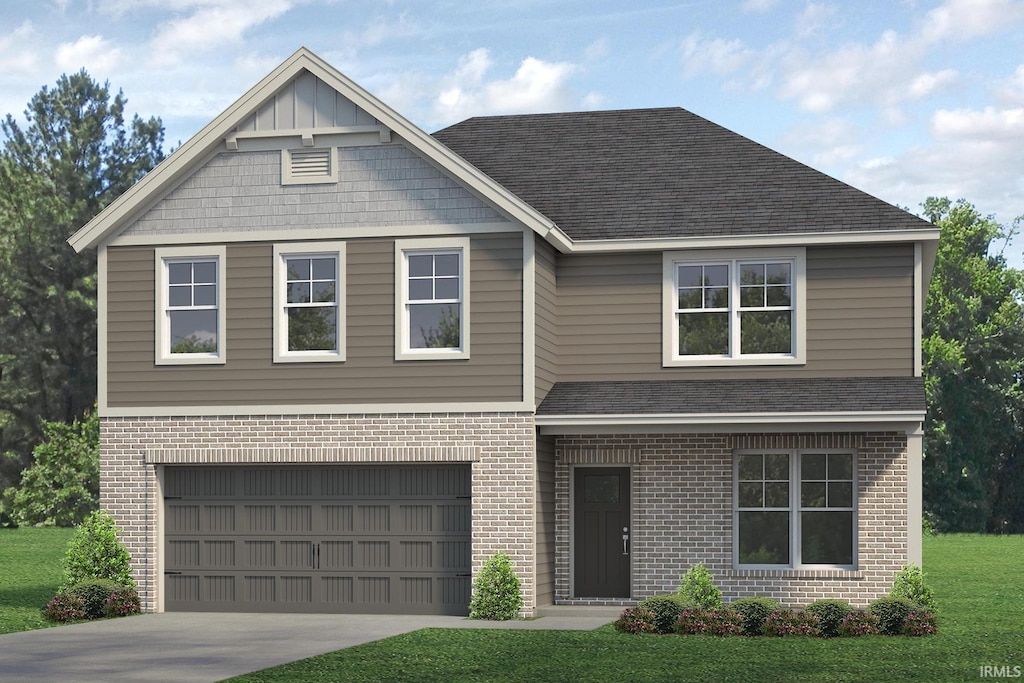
<box><xmin>535</xmin><ymin>376</ymin><xmax>925</xmax><ymax>418</ymax></box>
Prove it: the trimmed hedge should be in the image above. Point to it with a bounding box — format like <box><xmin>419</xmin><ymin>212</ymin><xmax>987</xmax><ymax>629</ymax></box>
<box><xmin>869</xmin><ymin>597</ymin><xmax>917</xmax><ymax>636</ymax></box>
<box><xmin>806</xmin><ymin>599</ymin><xmax>853</xmax><ymax>638</ymax></box>
<box><xmin>68</xmin><ymin>578</ymin><xmax>125</xmax><ymax>619</ymax></box>
<box><xmin>729</xmin><ymin>597</ymin><xmax>781</xmax><ymax>636</ymax></box>
<box><xmin>636</xmin><ymin>594</ymin><xmax>690</xmax><ymax>634</ymax></box>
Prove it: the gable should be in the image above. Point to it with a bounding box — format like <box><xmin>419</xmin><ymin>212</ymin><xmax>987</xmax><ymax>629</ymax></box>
<box><xmin>236</xmin><ymin>71</ymin><xmax>379</xmax><ymax>133</ymax></box>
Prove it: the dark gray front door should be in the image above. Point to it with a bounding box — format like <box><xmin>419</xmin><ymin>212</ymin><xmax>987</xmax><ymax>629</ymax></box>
<box><xmin>573</xmin><ymin>467</ymin><xmax>630</xmax><ymax>598</ymax></box>
<box><xmin>163</xmin><ymin>464</ymin><xmax>471</xmax><ymax>615</ymax></box>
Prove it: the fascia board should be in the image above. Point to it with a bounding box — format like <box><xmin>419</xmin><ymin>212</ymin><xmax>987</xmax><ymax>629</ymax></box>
<box><xmin>534</xmin><ymin>411</ymin><xmax>926</xmax><ymax>427</ymax></box>
<box><xmin>560</xmin><ymin>228</ymin><xmax>941</xmax><ymax>254</ymax></box>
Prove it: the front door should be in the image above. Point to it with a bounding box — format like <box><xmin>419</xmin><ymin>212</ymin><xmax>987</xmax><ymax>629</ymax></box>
<box><xmin>573</xmin><ymin>467</ymin><xmax>630</xmax><ymax>597</ymax></box>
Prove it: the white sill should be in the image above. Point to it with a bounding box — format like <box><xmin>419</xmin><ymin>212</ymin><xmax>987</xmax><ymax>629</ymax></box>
<box><xmin>156</xmin><ymin>354</ymin><xmax>225</xmax><ymax>366</ymax></box>
<box><xmin>395</xmin><ymin>348</ymin><xmax>470</xmax><ymax>361</ymax></box>
<box><xmin>663</xmin><ymin>354</ymin><xmax>803</xmax><ymax>368</ymax></box>
<box><xmin>273</xmin><ymin>352</ymin><xmax>345</xmax><ymax>364</ymax></box>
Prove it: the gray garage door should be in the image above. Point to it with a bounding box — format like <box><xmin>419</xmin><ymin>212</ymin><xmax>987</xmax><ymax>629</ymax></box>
<box><xmin>163</xmin><ymin>464</ymin><xmax>472</xmax><ymax>615</ymax></box>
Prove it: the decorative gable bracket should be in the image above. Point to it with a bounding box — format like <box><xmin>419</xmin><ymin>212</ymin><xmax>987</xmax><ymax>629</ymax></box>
<box><xmin>224</xmin><ymin>124</ymin><xmax>392</xmax><ymax>151</ymax></box>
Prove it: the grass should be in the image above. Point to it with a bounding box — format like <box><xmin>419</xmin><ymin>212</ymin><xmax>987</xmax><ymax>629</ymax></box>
<box><xmin>0</xmin><ymin>526</ymin><xmax>74</xmax><ymax>634</ymax></box>
<box><xmin>225</xmin><ymin>534</ymin><xmax>1024</xmax><ymax>683</ymax></box>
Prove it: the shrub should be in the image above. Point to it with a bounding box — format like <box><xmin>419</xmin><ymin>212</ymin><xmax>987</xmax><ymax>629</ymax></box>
<box><xmin>614</xmin><ymin>607</ymin><xmax>657</xmax><ymax>634</ymax></box>
<box><xmin>762</xmin><ymin>610</ymin><xmax>820</xmax><ymax>637</ymax></box>
<box><xmin>43</xmin><ymin>593</ymin><xmax>86</xmax><ymax>623</ymax></box>
<box><xmin>805</xmin><ymin>599</ymin><xmax>853</xmax><ymax>638</ymax></box>
<box><xmin>468</xmin><ymin>551</ymin><xmax>523</xmax><ymax>620</ymax></box>
<box><xmin>104</xmin><ymin>588</ymin><xmax>142</xmax><ymax>618</ymax></box>
<box><xmin>68</xmin><ymin>578</ymin><xmax>124</xmax><ymax>619</ymax></box>
<box><xmin>61</xmin><ymin>510</ymin><xmax>135</xmax><ymax>590</ymax></box>
<box><xmin>636</xmin><ymin>594</ymin><xmax>690</xmax><ymax>634</ymax></box>
<box><xmin>729</xmin><ymin>597</ymin><xmax>781</xmax><ymax>636</ymax></box>
<box><xmin>674</xmin><ymin>608</ymin><xmax>743</xmax><ymax>636</ymax></box>
<box><xmin>901</xmin><ymin>609</ymin><xmax>938</xmax><ymax>636</ymax></box>
<box><xmin>839</xmin><ymin>610</ymin><xmax>880</xmax><ymax>637</ymax></box>
<box><xmin>869</xmin><ymin>597</ymin><xmax>916</xmax><ymax>636</ymax></box>
<box><xmin>890</xmin><ymin>563</ymin><xmax>937</xmax><ymax>611</ymax></box>
<box><xmin>677</xmin><ymin>562</ymin><xmax>722</xmax><ymax>610</ymax></box>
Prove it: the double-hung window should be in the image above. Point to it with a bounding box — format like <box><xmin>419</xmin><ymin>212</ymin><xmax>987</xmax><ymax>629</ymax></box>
<box><xmin>735</xmin><ymin>451</ymin><xmax>856</xmax><ymax>568</ymax></box>
<box><xmin>663</xmin><ymin>247</ymin><xmax>805</xmax><ymax>366</ymax></box>
<box><xmin>273</xmin><ymin>242</ymin><xmax>346</xmax><ymax>362</ymax></box>
<box><xmin>394</xmin><ymin>237</ymin><xmax>470</xmax><ymax>360</ymax></box>
<box><xmin>155</xmin><ymin>246</ymin><xmax>226</xmax><ymax>364</ymax></box>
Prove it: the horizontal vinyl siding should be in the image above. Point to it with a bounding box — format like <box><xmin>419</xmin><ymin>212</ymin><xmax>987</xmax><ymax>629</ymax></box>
<box><xmin>556</xmin><ymin>244</ymin><xmax>915</xmax><ymax>381</ymax></box>
<box><xmin>535</xmin><ymin>235</ymin><xmax>558</xmax><ymax>406</ymax></box>
<box><xmin>106</xmin><ymin>233</ymin><xmax>524</xmax><ymax>407</ymax></box>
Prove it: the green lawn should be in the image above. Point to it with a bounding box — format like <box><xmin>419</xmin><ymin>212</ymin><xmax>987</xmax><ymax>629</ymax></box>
<box><xmin>0</xmin><ymin>526</ymin><xmax>74</xmax><ymax>634</ymax></box>
<box><xmin>226</xmin><ymin>535</ymin><xmax>1024</xmax><ymax>683</ymax></box>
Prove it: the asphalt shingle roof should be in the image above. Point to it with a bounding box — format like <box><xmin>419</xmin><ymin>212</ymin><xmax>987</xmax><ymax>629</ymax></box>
<box><xmin>433</xmin><ymin>108</ymin><xmax>935</xmax><ymax>242</ymax></box>
<box><xmin>535</xmin><ymin>377</ymin><xmax>925</xmax><ymax>416</ymax></box>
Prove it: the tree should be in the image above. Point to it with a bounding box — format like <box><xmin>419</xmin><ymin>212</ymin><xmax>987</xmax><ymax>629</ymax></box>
<box><xmin>1</xmin><ymin>409</ymin><xmax>98</xmax><ymax>526</ymax></box>
<box><xmin>921</xmin><ymin>198</ymin><xmax>1024</xmax><ymax>532</ymax></box>
<box><xmin>0</xmin><ymin>71</ymin><xmax>164</xmax><ymax>499</ymax></box>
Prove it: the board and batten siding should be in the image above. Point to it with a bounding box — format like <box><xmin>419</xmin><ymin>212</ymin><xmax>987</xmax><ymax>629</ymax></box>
<box><xmin>534</xmin><ymin>235</ymin><xmax>558</xmax><ymax>406</ymax></box>
<box><xmin>556</xmin><ymin>244</ymin><xmax>916</xmax><ymax>381</ymax></box>
<box><xmin>105</xmin><ymin>232</ymin><xmax>524</xmax><ymax>407</ymax></box>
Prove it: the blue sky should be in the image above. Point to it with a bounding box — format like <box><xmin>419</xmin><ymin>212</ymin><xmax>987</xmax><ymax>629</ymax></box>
<box><xmin>2</xmin><ymin>0</ymin><xmax>1023</xmax><ymax>262</ymax></box>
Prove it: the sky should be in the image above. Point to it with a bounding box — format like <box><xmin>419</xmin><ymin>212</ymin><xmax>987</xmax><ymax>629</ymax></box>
<box><xmin>1</xmin><ymin>0</ymin><xmax>1023</xmax><ymax>263</ymax></box>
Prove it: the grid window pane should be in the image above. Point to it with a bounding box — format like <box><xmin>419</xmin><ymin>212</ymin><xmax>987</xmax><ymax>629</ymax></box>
<box><xmin>765</xmin><ymin>482</ymin><xmax>789</xmax><ymax>507</ymax></box>
<box><xmin>169</xmin><ymin>310</ymin><xmax>217</xmax><ymax>354</ymax></box>
<box><xmin>168</xmin><ymin>262</ymin><xmax>193</xmax><ymax>285</ymax></box>
<box><xmin>766</xmin><ymin>285</ymin><xmax>791</xmax><ymax>307</ymax></box>
<box><xmin>409</xmin><ymin>304</ymin><xmax>460</xmax><ymax>349</ymax></box>
<box><xmin>193</xmin><ymin>285</ymin><xmax>216</xmax><ymax>307</ymax></box>
<box><xmin>434</xmin><ymin>253</ymin><xmax>460</xmax><ymax>277</ymax></box>
<box><xmin>434</xmin><ymin>277</ymin><xmax>460</xmax><ymax>300</ymax></box>
<box><xmin>311</xmin><ymin>281</ymin><xmax>336</xmax><ymax>303</ymax></box>
<box><xmin>801</xmin><ymin>481</ymin><xmax>827</xmax><ymax>508</ymax></box>
<box><xmin>766</xmin><ymin>262</ymin><xmax>791</xmax><ymax>284</ymax></box>
<box><xmin>288</xmin><ymin>282</ymin><xmax>311</xmax><ymax>304</ymax></box>
<box><xmin>704</xmin><ymin>264</ymin><xmax>728</xmax><ymax>287</ymax></box>
<box><xmin>311</xmin><ymin>258</ymin><xmax>334</xmax><ymax>280</ymax></box>
<box><xmin>706</xmin><ymin>287</ymin><xmax>729</xmax><ymax>308</ymax></box>
<box><xmin>802</xmin><ymin>454</ymin><xmax>827</xmax><ymax>480</ymax></box>
<box><xmin>737</xmin><ymin>454</ymin><xmax>763</xmax><ymax>481</ymax></box>
<box><xmin>740</xmin><ymin>263</ymin><xmax>765</xmax><ymax>285</ymax></box>
<box><xmin>192</xmin><ymin>261</ymin><xmax>216</xmax><ymax>283</ymax></box>
<box><xmin>286</xmin><ymin>258</ymin><xmax>311</xmax><ymax>281</ymax></box>
<box><xmin>168</xmin><ymin>285</ymin><xmax>192</xmax><ymax>308</ymax></box>
<box><xmin>828</xmin><ymin>481</ymin><xmax>853</xmax><ymax>508</ymax></box>
<box><xmin>408</xmin><ymin>279</ymin><xmax>433</xmax><ymax>301</ymax></box>
<box><xmin>738</xmin><ymin>482</ymin><xmax>762</xmax><ymax>508</ymax></box>
<box><xmin>407</xmin><ymin>254</ymin><xmax>434</xmax><ymax>277</ymax></box>
<box><xmin>765</xmin><ymin>454</ymin><xmax>789</xmax><ymax>480</ymax></box>
<box><xmin>678</xmin><ymin>289</ymin><xmax>702</xmax><ymax>308</ymax></box>
<box><xmin>677</xmin><ymin>265</ymin><xmax>702</xmax><ymax>287</ymax></box>
<box><xmin>828</xmin><ymin>453</ymin><xmax>854</xmax><ymax>480</ymax></box>
<box><xmin>739</xmin><ymin>311</ymin><xmax>791</xmax><ymax>354</ymax></box>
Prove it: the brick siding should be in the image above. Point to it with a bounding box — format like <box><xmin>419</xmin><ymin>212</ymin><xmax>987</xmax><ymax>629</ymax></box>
<box><xmin>99</xmin><ymin>412</ymin><xmax>536</xmax><ymax>614</ymax></box>
<box><xmin>554</xmin><ymin>432</ymin><xmax>909</xmax><ymax>609</ymax></box>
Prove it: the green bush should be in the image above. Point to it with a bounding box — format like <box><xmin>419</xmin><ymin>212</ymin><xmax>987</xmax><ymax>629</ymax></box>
<box><xmin>869</xmin><ymin>597</ymin><xmax>916</xmax><ymax>636</ymax></box>
<box><xmin>890</xmin><ymin>563</ymin><xmax>937</xmax><ymax>611</ymax></box>
<box><xmin>805</xmin><ymin>599</ymin><xmax>853</xmax><ymax>638</ymax></box>
<box><xmin>60</xmin><ymin>510</ymin><xmax>135</xmax><ymax>591</ymax></box>
<box><xmin>43</xmin><ymin>593</ymin><xmax>86</xmax><ymax>623</ymax></box>
<box><xmin>103</xmin><ymin>587</ymin><xmax>142</xmax><ymax>618</ymax></box>
<box><xmin>838</xmin><ymin>610</ymin><xmax>880</xmax><ymax>637</ymax></box>
<box><xmin>614</xmin><ymin>607</ymin><xmax>657</xmax><ymax>634</ymax></box>
<box><xmin>729</xmin><ymin>597</ymin><xmax>781</xmax><ymax>636</ymax></box>
<box><xmin>677</xmin><ymin>562</ymin><xmax>722</xmax><ymax>610</ymax></box>
<box><xmin>468</xmin><ymin>551</ymin><xmax>523</xmax><ymax>620</ymax></box>
<box><xmin>636</xmin><ymin>594</ymin><xmax>690</xmax><ymax>634</ymax></box>
<box><xmin>68</xmin><ymin>578</ymin><xmax>124</xmax><ymax>619</ymax></box>
<box><xmin>762</xmin><ymin>610</ymin><xmax>820</xmax><ymax>637</ymax></box>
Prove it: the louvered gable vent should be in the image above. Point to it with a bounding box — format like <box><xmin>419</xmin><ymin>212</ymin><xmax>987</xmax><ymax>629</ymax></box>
<box><xmin>283</xmin><ymin>148</ymin><xmax>337</xmax><ymax>185</ymax></box>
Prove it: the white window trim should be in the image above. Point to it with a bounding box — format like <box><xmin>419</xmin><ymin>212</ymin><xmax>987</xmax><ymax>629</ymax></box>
<box><xmin>662</xmin><ymin>247</ymin><xmax>806</xmax><ymax>367</ymax></box>
<box><xmin>394</xmin><ymin>236</ymin><xmax>471</xmax><ymax>361</ymax></box>
<box><xmin>155</xmin><ymin>245</ymin><xmax>227</xmax><ymax>365</ymax></box>
<box><xmin>733</xmin><ymin>449</ymin><xmax>858</xmax><ymax>571</ymax></box>
<box><xmin>273</xmin><ymin>242</ymin><xmax>346</xmax><ymax>363</ymax></box>
<box><xmin>281</xmin><ymin>147</ymin><xmax>338</xmax><ymax>185</ymax></box>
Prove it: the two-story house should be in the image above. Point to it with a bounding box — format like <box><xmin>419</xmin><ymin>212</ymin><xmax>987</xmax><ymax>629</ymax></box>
<box><xmin>70</xmin><ymin>48</ymin><xmax>937</xmax><ymax>617</ymax></box>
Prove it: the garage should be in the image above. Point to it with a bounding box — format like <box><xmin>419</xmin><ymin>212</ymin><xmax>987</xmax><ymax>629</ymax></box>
<box><xmin>162</xmin><ymin>464</ymin><xmax>472</xmax><ymax>615</ymax></box>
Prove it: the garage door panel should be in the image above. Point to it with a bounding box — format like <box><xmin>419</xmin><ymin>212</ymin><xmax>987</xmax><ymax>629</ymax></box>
<box><xmin>164</xmin><ymin>465</ymin><xmax>472</xmax><ymax>615</ymax></box>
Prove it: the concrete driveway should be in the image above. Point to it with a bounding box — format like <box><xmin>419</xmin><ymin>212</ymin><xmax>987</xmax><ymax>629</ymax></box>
<box><xmin>0</xmin><ymin>608</ymin><xmax>619</xmax><ymax>682</ymax></box>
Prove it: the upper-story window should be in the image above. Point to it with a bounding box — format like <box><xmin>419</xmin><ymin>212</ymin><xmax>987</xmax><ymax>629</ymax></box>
<box><xmin>735</xmin><ymin>450</ymin><xmax>856</xmax><ymax>569</ymax></box>
<box><xmin>394</xmin><ymin>237</ymin><xmax>470</xmax><ymax>360</ymax></box>
<box><xmin>155</xmin><ymin>245</ymin><xmax>226</xmax><ymax>365</ymax></box>
<box><xmin>662</xmin><ymin>247</ymin><xmax>806</xmax><ymax>366</ymax></box>
<box><xmin>273</xmin><ymin>242</ymin><xmax>346</xmax><ymax>363</ymax></box>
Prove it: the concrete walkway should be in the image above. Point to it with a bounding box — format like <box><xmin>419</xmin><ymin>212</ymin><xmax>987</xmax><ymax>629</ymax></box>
<box><xmin>0</xmin><ymin>608</ymin><xmax>620</xmax><ymax>682</ymax></box>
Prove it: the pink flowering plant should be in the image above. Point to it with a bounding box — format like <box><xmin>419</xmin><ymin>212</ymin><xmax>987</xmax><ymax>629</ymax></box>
<box><xmin>103</xmin><ymin>588</ymin><xmax>142</xmax><ymax>618</ymax></box>
<box><xmin>614</xmin><ymin>607</ymin><xmax>657</xmax><ymax>634</ymax></box>
<box><xmin>901</xmin><ymin>609</ymin><xmax>938</xmax><ymax>636</ymax></box>
<box><xmin>838</xmin><ymin>610</ymin><xmax>881</xmax><ymax>637</ymax></box>
<box><xmin>762</xmin><ymin>610</ymin><xmax>820</xmax><ymax>637</ymax></box>
<box><xmin>43</xmin><ymin>593</ymin><xmax>86</xmax><ymax>623</ymax></box>
<box><xmin>674</xmin><ymin>608</ymin><xmax>744</xmax><ymax>636</ymax></box>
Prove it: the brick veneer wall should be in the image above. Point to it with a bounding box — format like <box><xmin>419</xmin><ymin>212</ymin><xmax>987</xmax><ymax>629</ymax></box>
<box><xmin>99</xmin><ymin>412</ymin><xmax>537</xmax><ymax>614</ymax></box>
<box><xmin>554</xmin><ymin>432</ymin><xmax>909</xmax><ymax>608</ymax></box>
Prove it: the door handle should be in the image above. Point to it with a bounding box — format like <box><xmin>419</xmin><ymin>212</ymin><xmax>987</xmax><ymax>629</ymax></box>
<box><xmin>622</xmin><ymin>527</ymin><xmax>630</xmax><ymax>556</ymax></box>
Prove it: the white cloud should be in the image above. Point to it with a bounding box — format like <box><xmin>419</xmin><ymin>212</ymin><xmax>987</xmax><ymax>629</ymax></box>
<box><xmin>781</xmin><ymin>116</ymin><xmax>864</xmax><ymax>166</ymax></box>
<box><xmin>995</xmin><ymin>64</ymin><xmax>1024</xmax><ymax>106</ymax></box>
<box><xmin>0</xmin><ymin>21</ymin><xmax>39</xmax><ymax>73</ymax></box>
<box><xmin>584</xmin><ymin>37</ymin><xmax>609</xmax><ymax>62</ymax></box>
<box><xmin>741</xmin><ymin>0</ymin><xmax>779</xmax><ymax>12</ymax></box>
<box><xmin>931</xmin><ymin>106</ymin><xmax>1024</xmax><ymax>140</ymax></box>
<box><xmin>431</xmin><ymin>50</ymin><xmax>579</xmax><ymax>124</ymax></box>
<box><xmin>918</xmin><ymin>0</ymin><xmax>1024</xmax><ymax>43</ymax></box>
<box><xmin>795</xmin><ymin>2</ymin><xmax>838</xmax><ymax>37</ymax></box>
<box><xmin>680</xmin><ymin>32</ymin><xmax>754</xmax><ymax>78</ymax></box>
<box><xmin>55</xmin><ymin>35</ymin><xmax>123</xmax><ymax>74</ymax></box>
<box><xmin>148</xmin><ymin>0</ymin><xmax>296</xmax><ymax>66</ymax></box>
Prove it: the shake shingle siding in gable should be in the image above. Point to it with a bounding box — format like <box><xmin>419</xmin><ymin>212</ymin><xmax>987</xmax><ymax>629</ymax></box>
<box><xmin>433</xmin><ymin>108</ymin><xmax>933</xmax><ymax>241</ymax></box>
